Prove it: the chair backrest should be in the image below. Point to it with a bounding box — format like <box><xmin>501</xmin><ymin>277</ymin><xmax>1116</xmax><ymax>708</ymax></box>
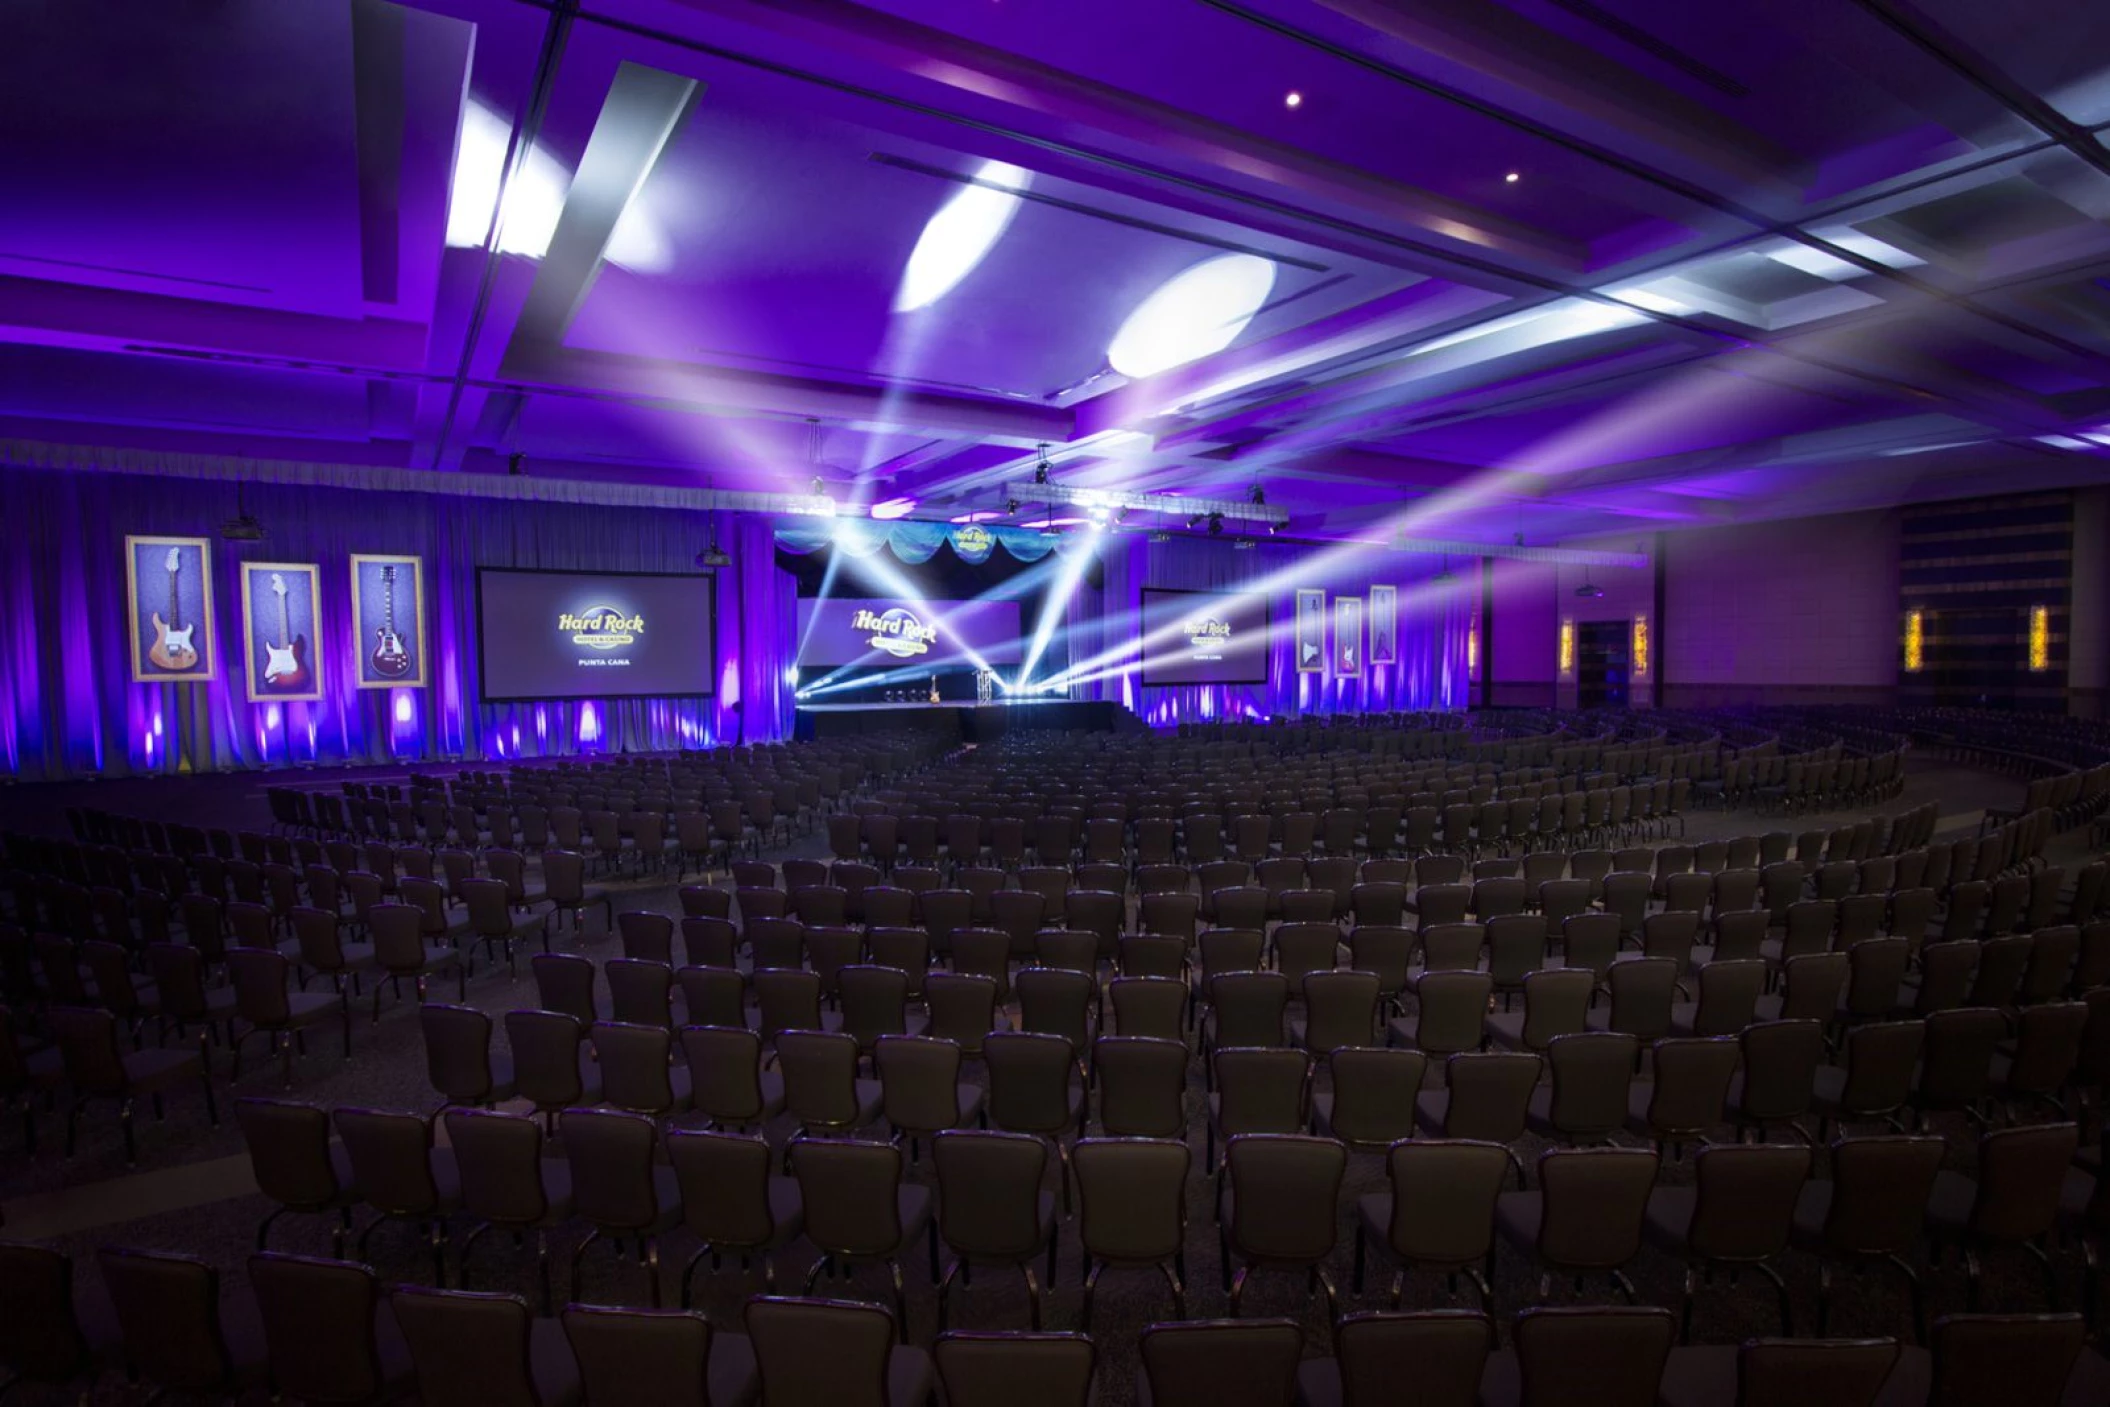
<box><xmin>1735</xmin><ymin>1019</ymin><xmax>1825</xmax><ymax>1122</ymax></box>
<box><xmin>562</xmin><ymin>1304</ymin><xmax>715</xmax><ymax>1407</ymax></box>
<box><xmin>247</xmin><ymin>1252</ymin><xmax>389</xmax><ymax>1404</ymax></box>
<box><xmin>335</xmin><ymin>1106</ymin><xmax>441</xmax><ymax>1216</ymax></box>
<box><xmin>531</xmin><ymin>952</ymin><xmax>599</xmax><ymax>1025</ymax></box>
<box><xmin>392</xmin><ymin>1285</ymin><xmax>543</xmax><ymax>1407</ymax></box>
<box><xmin>934</xmin><ymin>1130</ymin><xmax>1050</xmax><ymax>1258</ymax></box>
<box><xmin>1734</xmin><ymin>1337</ymin><xmax>1901</xmax><ymax>1407</ymax></box>
<box><xmin>777</xmin><ymin>1028</ymin><xmax>869</xmax><ymax>1130</ymax></box>
<box><xmin>98</xmin><ymin>1246</ymin><xmax>236</xmax><ymax>1394</ymax></box>
<box><xmin>0</xmin><ymin>1242</ymin><xmax>91</xmax><ymax>1386</ymax></box>
<box><xmin>1928</xmin><ymin>1313</ymin><xmax>2087</xmax><ymax>1407</ymax></box>
<box><xmin>1108</xmin><ymin>977</ymin><xmax>1188</xmax><ymax>1042</ymax></box>
<box><xmin>933</xmin><ymin>1332</ymin><xmax>1096</xmax><ymax>1407</ymax></box>
<box><xmin>1822</xmin><ymin>1135</ymin><xmax>1946</xmax><ymax>1254</ymax></box>
<box><xmin>1092</xmin><ymin>1036</ymin><xmax>1189</xmax><ymax>1137</ymax></box>
<box><xmin>1331</xmin><ymin>1310</ymin><xmax>1491</xmax><ymax>1407</ymax></box>
<box><xmin>562</xmin><ymin>1106</ymin><xmax>666</xmax><ymax>1232</ymax></box>
<box><xmin>237</xmin><ymin>1096</ymin><xmax>344</xmax><ymax>1208</ymax></box>
<box><xmin>1438</xmin><ymin>1050</ymin><xmax>1540</xmax><ymax>1141</ymax></box>
<box><xmin>1685</xmin><ymin>1143</ymin><xmax>1809</xmax><ymax>1261</ymax></box>
<box><xmin>1409</xmin><ymin>971</ymin><xmax>1492</xmax><ymax>1056</ymax></box>
<box><xmin>667</xmin><ymin>1127</ymin><xmax>782</xmax><ymax>1251</ymax></box>
<box><xmin>1381</xmin><ymin>1139</ymin><xmax>1509</xmax><ymax>1268</ymax></box>
<box><xmin>1543</xmin><ymin>1031</ymin><xmax>1638</xmax><ymax>1136</ymax></box>
<box><xmin>746</xmin><ymin>1296</ymin><xmax>900</xmax><ymax>1407</ymax></box>
<box><xmin>1512</xmin><ymin>1306</ymin><xmax>1675</xmax><ymax>1407</ymax></box>
<box><xmin>445</xmin><ymin>1108</ymin><xmax>552</xmax><ymax>1225</ymax></box>
<box><xmin>1073</xmin><ymin>1136</ymin><xmax>1190</xmax><ymax>1261</ymax></box>
<box><xmin>791</xmin><ymin>1138</ymin><xmax>906</xmax><ymax>1257</ymax></box>
<box><xmin>1323</xmin><ymin>1047</ymin><xmax>1426</xmax><ymax>1149</ymax></box>
<box><xmin>1640</xmin><ymin>1036</ymin><xmax>1738</xmax><ymax>1141</ymax></box>
<box><xmin>1138</xmin><ymin>1318</ymin><xmax>1302</xmax><ymax>1407</ymax></box>
<box><xmin>422</xmin><ymin>1003</ymin><xmax>498</xmax><ymax>1104</ymax></box>
<box><xmin>1970</xmin><ymin>1123</ymin><xmax>2078</xmax><ymax>1242</ymax></box>
<box><xmin>1534</xmin><ymin>1146</ymin><xmax>1659</xmax><ymax>1270</ymax></box>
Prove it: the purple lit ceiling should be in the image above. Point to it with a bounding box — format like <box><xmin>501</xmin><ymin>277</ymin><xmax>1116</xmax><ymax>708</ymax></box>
<box><xmin>5</xmin><ymin>0</ymin><xmax>2110</xmax><ymax>544</ymax></box>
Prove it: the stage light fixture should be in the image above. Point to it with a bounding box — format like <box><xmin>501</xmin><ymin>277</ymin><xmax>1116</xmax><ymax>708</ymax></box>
<box><xmin>1248</xmin><ymin>483</ymin><xmax>1266</xmax><ymax>506</ymax></box>
<box><xmin>1032</xmin><ymin>443</ymin><xmax>1052</xmax><ymax>485</ymax></box>
<box><xmin>810</xmin><ymin>476</ymin><xmax>827</xmax><ymax>497</ymax></box>
<box><xmin>1207</xmin><ymin>512</ymin><xmax>1224</xmax><ymax>535</ymax></box>
<box><xmin>1006</xmin><ymin>498</ymin><xmax>1022</xmax><ymax>514</ymax></box>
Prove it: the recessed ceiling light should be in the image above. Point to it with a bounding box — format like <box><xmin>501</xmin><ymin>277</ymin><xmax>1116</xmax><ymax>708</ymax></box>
<box><xmin>1284</xmin><ymin>91</ymin><xmax>1303</xmax><ymax>109</ymax></box>
<box><xmin>1504</xmin><ymin>171</ymin><xmax>1520</xmax><ymax>184</ymax></box>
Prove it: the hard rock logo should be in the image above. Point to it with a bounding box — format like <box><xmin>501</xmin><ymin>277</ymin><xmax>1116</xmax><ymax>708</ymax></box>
<box><xmin>559</xmin><ymin>607</ymin><xmax>643</xmax><ymax>651</ymax></box>
<box><xmin>852</xmin><ymin>606</ymin><xmax>938</xmax><ymax>659</ymax></box>
<box><xmin>1184</xmin><ymin>616</ymin><xmax>1233</xmax><ymax>649</ymax></box>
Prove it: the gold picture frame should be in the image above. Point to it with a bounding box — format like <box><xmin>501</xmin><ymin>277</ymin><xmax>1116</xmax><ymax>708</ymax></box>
<box><xmin>125</xmin><ymin>535</ymin><xmax>217</xmax><ymax>683</ymax></box>
<box><xmin>349</xmin><ymin>554</ymin><xmax>427</xmax><ymax>689</ymax></box>
<box><xmin>239</xmin><ymin>562</ymin><xmax>324</xmax><ymax>703</ymax></box>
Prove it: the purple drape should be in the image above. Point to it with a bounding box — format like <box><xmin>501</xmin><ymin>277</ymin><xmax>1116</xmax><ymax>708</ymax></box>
<box><xmin>0</xmin><ymin>466</ymin><xmax>796</xmax><ymax>780</ymax></box>
<box><xmin>1067</xmin><ymin>535</ymin><xmax>1474</xmax><ymax>723</ymax></box>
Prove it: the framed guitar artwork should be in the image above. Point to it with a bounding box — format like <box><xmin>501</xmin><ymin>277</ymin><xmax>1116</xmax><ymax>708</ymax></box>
<box><xmin>125</xmin><ymin>535</ymin><xmax>217</xmax><ymax>683</ymax></box>
<box><xmin>349</xmin><ymin>554</ymin><xmax>427</xmax><ymax>689</ymax></box>
<box><xmin>239</xmin><ymin>562</ymin><xmax>322</xmax><ymax>702</ymax></box>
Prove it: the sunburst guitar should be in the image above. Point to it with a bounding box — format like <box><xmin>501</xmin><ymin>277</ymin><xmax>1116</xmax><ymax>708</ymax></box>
<box><xmin>262</xmin><ymin>572</ymin><xmax>309</xmax><ymax>691</ymax></box>
<box><xmin>147</xmin><ymin>546</ymin><xmax>199</xmax><ymax>672</ymax></box>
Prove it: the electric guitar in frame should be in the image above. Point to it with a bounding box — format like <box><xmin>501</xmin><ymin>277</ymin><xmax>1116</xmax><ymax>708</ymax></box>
<box><xmin>262</xmin><ymin>572</ymin><xmax>309</xmax><ymax>691</ymax></box>
<box><xmin>148</xmin><ymin>546</ymin><xmax>199</xmax><ymax>672</ymax></box>
<box><xmin>370</xmin><ymin>563</ymin><xmax>412</xmax><ymax>679</ymax></box>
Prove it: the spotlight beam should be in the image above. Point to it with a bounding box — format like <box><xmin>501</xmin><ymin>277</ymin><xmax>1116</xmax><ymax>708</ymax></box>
<box><xmin>1016</xmin><ymin>527</ymin><xmax>1100</xmax><ymax>686</ymax></box>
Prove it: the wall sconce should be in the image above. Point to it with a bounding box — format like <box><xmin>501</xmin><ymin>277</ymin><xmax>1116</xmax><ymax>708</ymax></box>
<box><xmin>1902</xmin><ymin>609</ymin><xmax>1924</xmax><ymax>673</ymax></box>
<box><xmin>2029</xmin><ymin>605</ymin><xmax>2050</xmax><ymax>672</ymax></box>
<box><xmin>1466</xmin><ymin>623</ymin><xmax>1480</xmax><ymax>678</ymax></box>
<box><xmin>1631</xmin><ymin>615</ymin><xmax>1649</xmax><ymax>676</ymax></box>
<box><xmin>1558</xmin><ymin>619</ymin><xmax>1575</xmax><ymax>675</ymax></box>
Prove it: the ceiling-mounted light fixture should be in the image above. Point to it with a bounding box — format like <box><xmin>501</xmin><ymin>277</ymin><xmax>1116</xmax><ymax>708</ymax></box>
<box><xmin>1207</xmin><ymin>512</ymin><xmax>1224</xmax><ymax>536</ymax></box>
<box><xmin>1032</xmin><ymin>443</ymin><xmax>1052</xmax><ymax>485</ymax></box>
<box><xmin>1247</xmin><ymin>482</ymin><xmax>1266</xmax><ymax>506</ymax></box>
<box><xmin>1433</xmin><ymin>554</ymin><xmax>1457</xmax><ymax>583</ymax></box>
<box><xmin>1575</xmin><ymin>581</ymin><xmax>1605</xmax><ymax>599</ymax></box>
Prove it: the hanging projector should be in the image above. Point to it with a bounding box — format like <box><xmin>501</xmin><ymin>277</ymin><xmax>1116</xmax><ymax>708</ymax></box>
<box><xmin>218</xmin><ymin>514</ymin><xmax>267</xmax><ymax>542</ymax></box>
<box><xmin>1574</xmin><ymin>581</ymin><xmax>1606</xmax><ymax>599</ymax></box>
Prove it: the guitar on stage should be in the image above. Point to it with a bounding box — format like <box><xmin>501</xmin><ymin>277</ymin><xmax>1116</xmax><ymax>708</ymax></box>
<box><xmin>262</xmin><ymin>572</ymin><xmax>309</xmax><ymax>690</ymax></box>
<box><xmin>148</xmin><ymin>546</ymin><xmax>199</xmax><ymax>672</ymax></box>
<box><xmin>370</xmin><ymin>564</ymin><xmax>411</xmax><ymax>679</ymax></box>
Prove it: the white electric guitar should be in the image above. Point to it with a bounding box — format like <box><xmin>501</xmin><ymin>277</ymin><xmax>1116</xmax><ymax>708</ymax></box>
<box><xmin>262</xmin><ymin>572</ymin><xmax>309</xmax><ymax>689</ymax></box>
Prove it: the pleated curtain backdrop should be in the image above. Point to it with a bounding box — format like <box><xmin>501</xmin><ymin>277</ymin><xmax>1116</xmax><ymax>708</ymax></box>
<box><xmin>1066</xmin><ymin>534</ymin><xmax>1473</xmax><ymax>723</ymax></box>
<box><xmin>0</xmin><ymin>465</ymin><xmax>795</xmax><ymax>781</ymax></box>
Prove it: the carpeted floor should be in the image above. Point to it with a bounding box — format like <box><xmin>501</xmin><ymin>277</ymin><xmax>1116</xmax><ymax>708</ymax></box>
<box><xmin>1</xmin><ymin>749</ymin><xmax>2096</xmax><ymax>1403</ymax></box>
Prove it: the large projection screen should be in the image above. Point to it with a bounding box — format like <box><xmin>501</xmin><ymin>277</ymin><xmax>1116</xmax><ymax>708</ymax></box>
<box><xmin>1139</xmin><ymin>587</ymin><xmax>1270</xmax><ymax>685</ymax></box>
<box><xmin>796</xmin><ymin>598</ymin><xmax>1024</xmax><ymax>670</ymax></box>
<box><xmin>477</xmin><ymin>568</ymin><xmax>716</xmax><ymax>702</ymax></box>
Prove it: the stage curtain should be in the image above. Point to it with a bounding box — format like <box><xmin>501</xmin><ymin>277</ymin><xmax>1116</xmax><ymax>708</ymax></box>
<box><xmin>1066</xmin><ymin>535</ymin><xmax>1472</xmax><ymax>724</ymax></box>
<box><xmin>0</xmin><ymin>465</ymin><xmax>796</xmax><ymax>781</ymax></box>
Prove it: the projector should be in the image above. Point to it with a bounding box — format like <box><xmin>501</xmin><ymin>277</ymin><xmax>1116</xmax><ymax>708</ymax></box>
<box><xmin>218</xmin><ymin>514</ymin><xmax>267</xmax><ymax>542</ymax></box>
<box><xmin>695</xmin><ymin>546</ymin><xmax>730</xmax><ymax>568</ymax></box>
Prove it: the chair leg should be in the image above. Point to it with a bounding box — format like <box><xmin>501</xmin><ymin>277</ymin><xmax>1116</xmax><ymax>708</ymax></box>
<box><xmin>644</xmin><ymin>1236</ymin><xmax>661</xmax><ymax>1308</ymax></box>
<box><xmin>889</xmin><ymin>1258</ymin><xmax>908</xmax><ymax>1342</ymax></box>
<box><xmin>1079</xmin><ymin>1261</ymin><xmax>1101</xmax><ymax>1333</ymax></box>
<box><xmin>1022</xmin><ymin>1263</ymin><xmax>1043</xmax><ymax>1331</ymax></box>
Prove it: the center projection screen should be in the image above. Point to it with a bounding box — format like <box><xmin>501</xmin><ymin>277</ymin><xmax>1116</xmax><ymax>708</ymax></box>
<box><xmin>1139</xmin><ymin>587</ymin><xmax>1271</xmax><ymax>685</ymax></box>
<box><xmin>476</xmin><ymin>568</ymin><xmax>716</xmax><ymax>702</ymax></box>
<box><xmin>797</xmin><ymin>598</ymin><xmax>1023</xmax><ymax>670</ymax></box>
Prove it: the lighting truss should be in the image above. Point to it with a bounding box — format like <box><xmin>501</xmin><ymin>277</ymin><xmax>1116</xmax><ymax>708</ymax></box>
<box><xmin>1004</xmin><ymin>480</ymin><xmax>1290</xmax><ymax>526</ymax></box>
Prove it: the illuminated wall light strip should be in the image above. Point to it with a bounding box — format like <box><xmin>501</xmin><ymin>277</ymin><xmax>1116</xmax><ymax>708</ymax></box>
<box><xmin>1558</xmin><ymin>619</ymin><xmax>1575</xmax><ymax>675</ymax></box>
<box><xmin>1466</xmin><ymin>623</ymin><xmax>1480</xmax><ymax>678</ymax></box>
<box><xmin>1903</xmin><ymin>610</ymin><xmax>1924</xmax><ymax>673</ymax></box>
<box><xmin>1631</xmin><ymin>615</ymin><xmax>1649</xmax><ymax>676</ymax></box>
<box><xmin>2029</xmin><ymin>605</ymin><xmax>2051</xmax><ymax>673</ymax></box>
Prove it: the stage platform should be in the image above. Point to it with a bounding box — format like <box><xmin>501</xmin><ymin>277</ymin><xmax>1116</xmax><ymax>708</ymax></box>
<box><xmin>792</xmin><ymin>698</ymin><xmax>1119</xmax><ymax>742</ymax></box>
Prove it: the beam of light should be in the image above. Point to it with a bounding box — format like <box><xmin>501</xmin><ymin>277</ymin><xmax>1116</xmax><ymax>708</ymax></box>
<box><xmin>797</xmin><ymin>539</ymin><xmax>1004</xmax><ymax>693</ymax></box>
<box><xmin>446</xmin><ymin>99</ymin><xmax>572</xmax><ymax>258</ymax></box>
<box><xmin>1109</xmin><ymin>253</ymin><xmax>1278</xmax><ymax>379</ymax></box>
<box><xmin>894</xmin><ymin>160</ymin><xmax>1030</xmax><ymax>312</ymax></box>
<box><xmin>869</xmin><ymin>496</ymin><xmax>919</xmax><ymax>520</ymax></box>
<box><xmin>1016</xmin><ymin>527</ymin><xmax>1100</xmax><ymax>688</ymax></box>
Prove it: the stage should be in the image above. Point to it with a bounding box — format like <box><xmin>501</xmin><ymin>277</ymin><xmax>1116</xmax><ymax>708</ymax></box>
<box><xmin>792</xmin><ymin>698</ymin><xmax>1121</xmax><ymax>742</ymax></box>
